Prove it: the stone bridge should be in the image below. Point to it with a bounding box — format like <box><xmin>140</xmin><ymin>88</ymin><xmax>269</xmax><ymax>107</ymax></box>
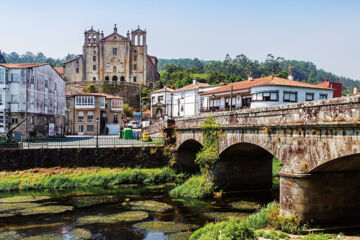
<box><xmin>170</xmin><ymin>96</ymin><xmax>360</xmax><ymax>224</ymax></box>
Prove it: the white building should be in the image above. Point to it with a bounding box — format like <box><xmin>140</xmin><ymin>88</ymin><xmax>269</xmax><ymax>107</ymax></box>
<box><xmin>202</xmin><ymin>75</ymin><xmax>334</xmax><ymax>110</ymax></box>
<box><xmin>150</xmin><ymin>80</ymin><xmax>224</xmax><ymax>119</ymax></box>
<box><xmin>0</xmin><ymin>63</ymin><xmax>66</xmax><ymax>138</ymax></box>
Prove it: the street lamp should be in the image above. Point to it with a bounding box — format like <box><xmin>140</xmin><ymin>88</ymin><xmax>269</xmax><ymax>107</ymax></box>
<box><xmin>96</xmin><ymin>118</ymin><xmax>99</xmax><ymax>148</ymax></box>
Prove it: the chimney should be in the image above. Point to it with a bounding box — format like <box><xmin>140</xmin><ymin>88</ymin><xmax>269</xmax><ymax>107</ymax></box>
<box><xmin>193</xmin><ymin>79</ymin><xmax>197</xmax><ymax>84</ymax></box>
<box><xmin>288</xmin><ymin>73</ymin><xmax>294</xmax><ymax>80</ymax></box>
<box><xmin>354</xmin><ymin>86</ymin><xmax>358</xmax><ymax>95</ymax></box>
<box><xmin>100</xmin><ymin>31</ymin><xmax>104</xmax><ymax>38</ymax></box>
<box><xmin>114</xmin><ymin>24</ymin><xmax>117</xmax><ymax>33</ymax></box>
<box><xmin>164</xmin><ymin>86</ymin><xmax>167</xmax><ymax>92</ymax></box>
<box><xmin>324</xmin><ymin>78</ymin><xmax>329</xmax><ymax>82</ymax></box>
<box><xmin>248</xmin><ymin>74</ymin><xmax>253</xmax><ymax>81</ymax></box>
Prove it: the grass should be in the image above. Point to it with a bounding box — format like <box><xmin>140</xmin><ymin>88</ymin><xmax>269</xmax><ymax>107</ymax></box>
<box><xmin>169</xmin><ymin>175</ymin><xmax>213</xmax><ymax>199</ymax></box>
<box><xmin>0</xmin><ymin>167</ymin><xmax>184</xmax><ymax>192</ymax></box>
<box><xmin>272</xmin><ymin>157</ymin><xmax>283</xmax><ymax>190</ymax></box>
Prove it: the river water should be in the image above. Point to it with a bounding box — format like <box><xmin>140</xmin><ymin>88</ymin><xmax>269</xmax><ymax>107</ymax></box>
<box><xmin>0</xmin><ymin>184</ymin><xmax>273</xmax><ymax>240</ymax></box>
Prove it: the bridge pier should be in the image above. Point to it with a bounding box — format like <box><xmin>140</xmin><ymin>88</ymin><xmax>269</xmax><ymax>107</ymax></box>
<box><xmin>280</xmin><ymin>171</ymin><xmax>360</xmax><ymax>224</ymax></box>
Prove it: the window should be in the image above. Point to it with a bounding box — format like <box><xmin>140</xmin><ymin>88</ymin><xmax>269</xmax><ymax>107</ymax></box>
<box><xmin>11</xmin><ymin>118</ymin><xmax>18</xmax><ymax>124</ymax></box>
<box><xmin>320</xmin><ymin>94</ymin><xmax>328</xmax><ymax>100</ymax></box>
<box><xmin>181</xmin><ymin>105</ymin><xmax>184</xmax><ymax>112</ymax></box>
<box><xmin>30</xmin><ymin>76</ymin><xmax>35</xmax><ymax>84</ymax></box>
<box><xmin>120</xmin><ymin>76</ymin><xmax>125</xmax><ymax>82</ymax></box>
<box><xmin>113</xmin><ymin>48</ymin><xmax>117</xmax><ymax>55</ymax></box>
<box><xmin>113</xmin><ymin>66</ymin><xmax>116</xmax><ymax>73</ymax></box>
<box><xmin>93</xmin><ymin>65</ymin><xmax>96</xmax><ymax>70</ymax></box>
<box><xmin>45</xmin><ymin>79</ymin><xmax>48</xmax><ymax>88</ymax></box>
<box><xmin>133</xmin><ymin>64</ymin><xmax>137</xmax><ymax>71</ymax></box>
<box><xmin>100</xmin><ymin>97</ymin><xmax>105</xmax><ymax>108</ymax></box>
<box><xmin>283</xmin><ymin>91</ymin><xmax>298</xmax><ymax>102</ymax></box>
<box><xmin>152</xmin><ymin>96</ymin><xmax>155</xmax><ymax>103</ymax></box>
<box><xmin>10</xmin><ymin>73</ymin><xmax>18</xmax><ymax>82</ymax></box>
<box><xmin>76</xmin><ymin>68</ymin><xmax>79</xmax><ymax>73</ymax></box>
<box><xmin>149</xmin><ymin>83</ymin><xmax>153</xmax><ymax>88</ymax></box>
<box><xmin>158</xmin><ymin>96</ymin><xmax>164</xmax><ymax>102</ymax></box>
<box><xmin>0</xmin><ymin>94</ymin><xmax>2</xmax><ymax>106</ymax></box>
<box><xmin>75</xmin><ymin>96</ymin><xmax>95</xmax><ymax>106</ymax></box>
<box><xmin>30</xmin><ymin>96</ymin><xmax>35</xmax><ymax>105</ymax></box>
<box><xmin>251</xmin><ymin>91</ymin><xmax>279</xmax><ymax>102</ymax></box>
<box><xmin>0</xmin><ymin>68</ymin><xmax>4</xmax><ymax>84</ymax></box>
<box><xmin>78</xmin><ymin>125</ymin><xmax>84</xmax><ymax>133</ymax></box>
<box><xmin>134</xmin><ymin>55</ymin><xmax>137</xmax><ymax>61</ymax></box>
<box><xmin>87</xmin><ymin>112</ymin><xmax>93</xmax><ymax>122</ymax></box>
<box><xmin>306</xmin><ymin>92</ymin><xmax>314</xmax><ymax>101</ymax></box>
<box><xmin>30</xmin><ymin>116</ymin><xmax>34</xmax><ymax>124</ymax></box>
<box><xmin>93</xmin><ymin>56</ymin><xmax>96</xmax><ymax>61</ymax></box>
<box><xmin>111</xmin><ymin>99</ymin><xmax>123</xmax><ymax>110</ymax></box>
<box><xmin>93</xmin><ymin>77</ymin><xmax>96</xmax><ymax>81</ymax></box>
<box><xmin>54</xmin><ymin>83</ymin><xmax>57</xmax><ymax>90</ymax></box>
<box><xmin>105</xmin><ymin>76</ymin><xmax>109</xmax><ymax>81</ymax></box>
<box><xmin>133</xmin><ymin>77</ymin><xmax>137</xmax><ymax>82</ymax></box>
<box><xmin>87</xmin><ymin>125</ymin><xmax>94</xmax><ymax>132</ymax></box>
<box><xmin>78</xmin><ymin>112</ymin><xmax>84</xmax><ymax>122</ymax></box>
<box><xmin>113</xmin><ymin>114</ymin><xmax>118</xmax><ymax>123</ymax></box>
<box><xmin>11</xmin><ymin>95</ymin><xmax>18</xmax><ymax>104</ymax></box>
<box><xmin>112</xmin><ymin>76</ymin><xmax>118</xmax><ymax>82</ymax></box>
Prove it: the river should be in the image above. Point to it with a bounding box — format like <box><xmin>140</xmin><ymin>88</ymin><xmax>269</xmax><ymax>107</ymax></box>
<box><xmin>0</xmin><ymin>184</ymin><xmax>273</xmax><ymax>239</ymax></box>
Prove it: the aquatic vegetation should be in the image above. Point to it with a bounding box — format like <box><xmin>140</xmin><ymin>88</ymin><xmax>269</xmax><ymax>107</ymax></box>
<box><xmin>169</xmin><ymin>175</ymin><xmax>213</xmax><ymax>199</ymax></box>
<box><xmin>0</xmin><ymin>167</ymin><xmax>184</xmax><ymax>192</ymax></box>
<box><xmin>128</xmin><ymin>200</ymin><xmax>173</xmax><ymax>212</ymax></box>
<box><xmin>77</xmin><ymin>211</ymin><xmax>149</xmax><ymax>225</ymax></box>
<box><xmin>272</xmin><ymin>157</ymin><xmax>283</xmax><ymax>190</ymax></box>
<box><xmin>0</xmin><ymin>202</ymin><xmax>43</xmax><ymax>217</ymax></box>
<box><xmin>69</xmin><ymin>195</ymin><xmax>121</xmax><ymax>208</ymax></box>
<box><xmin>18</xmin><ymin>205</ymin><xmax>73</xmax><ymax>215</ymax></box>
<box><xmin>203</xmin><ymin>211</ymin><xmax>248</xmax><ymax>221</ymax></box>
<box><xmin>167</xmin><ymin>231</ymin><xmax>193</xmax><ymax>240</ymax></box>
<box><xmin>22</xmin><ymin>233</ymin><xmax>63</xmax><ymax>240</ymax></box>
<box><xmin>190</xmin><ymin>219</ymin><xmax>256</xmax><ymax>240</ymax></box>
<box><xmin>132</xmin><ymin>221</ymin><xmax>198</xmax><ymax>234</ymax></box>
<box><xmin>0</xmin><ymin>195</ymin><xmax>51</xmax><ymax>203</ymax></box>
<box><xmin>0</xmin><ymin>231</ymin><xmax>22</xmax><ymax>240</ymax></box>
<box><xmin>229</xmin><ymin>200</ymin><xmax>262</xmax><ymax>211</ymax></box>
<box><xmin>68</xmin><ymin>228</ymin><xmax>92</xmax><ymax>240</ymax></box>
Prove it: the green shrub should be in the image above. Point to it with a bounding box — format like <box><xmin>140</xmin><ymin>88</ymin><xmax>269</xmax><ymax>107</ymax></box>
<box><xmin>169</xmin><ymin>175</ymin><xmax>213</xmax><ymax>199</ymax></box>
<box><xmin>190</xmin><ymin>219</ymin><xmax>256</xmax><ymax>240</ymax></box>
<box><xmin>302</xmin><ymin>233</ymin><xmax>335</xmax><ymax>240</ymax></box>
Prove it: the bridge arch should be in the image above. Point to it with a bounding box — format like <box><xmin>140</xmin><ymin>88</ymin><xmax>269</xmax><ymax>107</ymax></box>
<box><xmin>174</xmin><ymin>139</ymin><xmax>202</xmax><ymax>173</ymax></box>
<box><xmin>214</xmin><ymin>142</ymin><xmax>277</xmax><ymax>191</ymax></box>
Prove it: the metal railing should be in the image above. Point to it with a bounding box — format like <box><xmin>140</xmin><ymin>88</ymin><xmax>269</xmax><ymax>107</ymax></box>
<box><xmin>0</xmin><ymin>136</ymin><xmax>164</xmax><ymax>149</ymax></box>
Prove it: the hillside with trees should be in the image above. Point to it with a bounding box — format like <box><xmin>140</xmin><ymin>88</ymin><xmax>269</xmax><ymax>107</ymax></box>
<box><xmin>158</xmin><ymin>54</ymin><xmax>359</xmax><ymax>95</ymax></box>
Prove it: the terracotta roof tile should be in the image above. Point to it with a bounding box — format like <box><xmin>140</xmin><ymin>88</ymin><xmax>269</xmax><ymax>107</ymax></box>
<box><xmin>202</xmin><ymin>76</ymin><xmax>332</xmax><ymax>96</ymax></box>
<box><xmin>152</xmin><ymin>87</ymin><xmax>175</xmax><ymax>93</ymax></box>
<box><xmin>0</xmin><ymin>63</ymin><xmax>48</xmax><ymax>69</ymax></box>
<box><xmin>175</xmin><ymin>82</ymin><xmax>209</xmax><ymax>92</ymax></box>
<box><xmin>54</xmin><ymin>67</ymin><xmax>64</xmax><ymax>75</ymax></box>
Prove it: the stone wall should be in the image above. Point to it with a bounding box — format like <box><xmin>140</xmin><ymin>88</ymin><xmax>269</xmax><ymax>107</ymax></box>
<box><xmin>0</xmin><ymin>146</ymin><xmax>167</xmax><ymax>171</ymax></box>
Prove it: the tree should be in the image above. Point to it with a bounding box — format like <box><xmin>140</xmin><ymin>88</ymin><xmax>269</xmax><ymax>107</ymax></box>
<box><xmin>84</xmin><ymin>83</ymin><xmax>99</xmax><ymax>93</ymax></box>
<box><xmin>190</xmin><ymin>58</ymin><xmax>204</xmax><ymax>73</ymax></box>
<box><xmin>0</xmin><ymin>51</ymin><xmax>6</xmax><ymax>63</ymax></box>
<box><xmin>123</xmin><ymin>103</ymin><xmax>133</xmax><ymax>119</ymax></box>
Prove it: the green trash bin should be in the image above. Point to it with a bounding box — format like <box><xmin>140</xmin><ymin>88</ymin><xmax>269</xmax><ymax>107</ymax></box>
<box><xmin>124</xmin><ymin>128</ymin><xmax>133</xmax><ymax>140</ymax></box>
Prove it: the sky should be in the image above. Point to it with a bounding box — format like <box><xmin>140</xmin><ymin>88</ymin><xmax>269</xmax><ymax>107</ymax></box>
<box><xmin>0</xmin><ymin>0</ymin><xmax>359</xmax><ymax>80</ymax></box>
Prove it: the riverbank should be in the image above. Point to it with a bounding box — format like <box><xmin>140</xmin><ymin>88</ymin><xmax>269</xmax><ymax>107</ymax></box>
<box><xmin>0</xmin><ymin>167</ymin><xmax>185</xmax><ymax>191</ymax></box>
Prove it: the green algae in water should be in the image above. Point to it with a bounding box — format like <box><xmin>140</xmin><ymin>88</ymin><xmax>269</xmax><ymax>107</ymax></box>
<box><xmin>0</xmin><ymin>196</ymin><xmax>51</xmax><ymax>203</ymax></box>
<box><xmin>22</xmin><ymin>232</ymin><xmax>63</xmax><ymax>240</ymax></box>
<box><xmin>203</xmin><ymin>212</ymin><xmax>249</xmax><ymax>221</ymax></box>
<box><xmin>132</xmin><ymin>221</ymin><xmax>198</xmax><ymax>234</ymax></box>
<box><xmin>229</xmin><ymin>201</ymin><xmax>262</xmax><ymax>210</ymax></box>
<box><xmin>0</xmin><ymin>231</ymin><xmax>22</xmax><ymax>240</ymax></box>
<box><xmin>128</xmin><ymin>200</ymin><xmax>173</xmax><ymax>212</ymax></box>
<box><xmin>0</xmin><ymin>202</ymin><xmax>43</xmax><ymax>217</ymax></box>
<box><xmin>167</xmin><ymin>231</ymin><xmax>193</xmax><ymax>240</ymax></box>
<box><xmin>18</xmin><ymin>205</ymin><xmax>73</xmax><ymax>215</ymax></box>
<box><xmin>68</xmin><ymin>228</ymin><xmax>92</xmax><ymax>240</ymax></box>
<box><xmin>77</xmin><ymin>211</ymin><xmax>149</xmax><ymax>225</ymax></box>
<box><xmin>69</xmin><ymin>195</ymin><xmax>121</xmax><ymax>208</ymax></box>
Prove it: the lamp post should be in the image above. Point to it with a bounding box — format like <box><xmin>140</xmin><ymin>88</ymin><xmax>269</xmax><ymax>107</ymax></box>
<box><xmin>96</xmin><ymin>118</ymin><xmax>99</xmax><ymax>148</ymax></box>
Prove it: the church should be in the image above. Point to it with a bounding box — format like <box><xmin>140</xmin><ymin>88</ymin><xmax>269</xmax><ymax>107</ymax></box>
<box><xmin>63</xmin><ymin>25</ymin><xmax>159</xmax><ymax>88</ymax></box>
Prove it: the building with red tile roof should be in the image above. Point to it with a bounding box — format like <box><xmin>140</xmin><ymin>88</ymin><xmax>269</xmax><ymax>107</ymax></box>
<box><xmin>201</xmin><ymin>75</ymin><xmax>334</xmax><ymax>110</ymax></box>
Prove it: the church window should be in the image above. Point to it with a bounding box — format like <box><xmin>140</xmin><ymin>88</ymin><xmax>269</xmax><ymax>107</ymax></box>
<box><xmin>113</xmin><ymin>48</ymin><xmax>117</xmax><ymax>55</ymax></box>
<box><xmin>113</xmin><ymin>66</ymin><xmax>117</xmax><ymax>73</ymax></box>
<box><xmin>93</xmin><ymin>77</ymin><xmax>96</xmax><ymax>81</ymax></box>
<box><xmin>112</xmin><ymin>76</ymin><xmax>118</xmax><ymax>82</ymax></box>
<box><xmin>105</xmin><ymin>76</ymin><xmax>109</xmax><ymax>81</ymax></box>
<box><xmin>76</xmin><ymin>68</ymin><xmax>79</xmax><ymax>73</ymax></box>
<box><xmin>134</xmin><ymin>64</ymin><xmax>137</xmax><ymax>71</ymax></box>
<box><xmin>120</xmin><ymin>76</ymin><xmax>125</xmax><ymax>82</ymax></box>
<box><xmin>93</xmin><ymin>56</ymin><xmax>96</xmax><ymax>61</ymax></box>
<box><xmin>133</xmin><ymin>77</ymin><xmax>137</xmax><ymax>82</ymax></box>
<box><xmin>134</xmin><ymin>56</ymin><xmax>137</xmax><ymax>61</ymax></box>
<box><xmin>93</xmin><ymin>65</ymin><xmax>96</xmax><ymax>70</ymax></box>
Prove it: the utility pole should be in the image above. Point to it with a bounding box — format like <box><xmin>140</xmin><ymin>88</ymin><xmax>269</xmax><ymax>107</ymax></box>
<box><xmin>96</xmin><ymin>118</ymin><xmax>99</xmax><ymax>148</ymax></box>
<box><xmin>230</xmin><ymin>85</ymin><xmax>233</xmax><ymax>111</ymax></box>
<box><xmin>139</xmin><ymin>85</ymin><xmax>142</xmax><ymax>131</ymax></box>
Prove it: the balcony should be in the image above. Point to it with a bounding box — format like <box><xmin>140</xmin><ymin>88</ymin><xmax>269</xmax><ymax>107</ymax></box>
<box><xmin>75</xmin><ymin>104</ymin><xmax>96</xmax><ymax>109</ymax></box>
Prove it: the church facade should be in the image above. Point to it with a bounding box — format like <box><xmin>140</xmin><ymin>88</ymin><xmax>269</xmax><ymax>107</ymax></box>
<box><xmin>63</xmin><ymin>25</ymin><xmax>159</xmax><ymax>88</ymax></box>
